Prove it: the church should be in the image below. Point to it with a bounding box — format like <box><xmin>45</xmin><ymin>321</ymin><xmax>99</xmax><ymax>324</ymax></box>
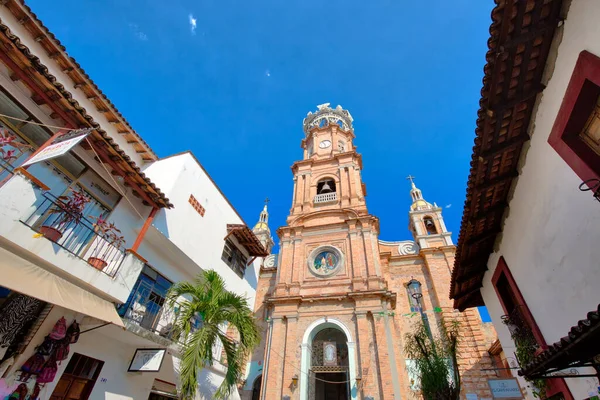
<box><xmin>241</xmin><ymin>104</ymin><xmax>496</xmax><ymax>400</ymax></box>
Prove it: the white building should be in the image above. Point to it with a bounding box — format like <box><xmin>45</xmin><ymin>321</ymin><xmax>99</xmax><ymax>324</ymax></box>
<box><xmin>451</xmin><ymin>0</ymin><xmax>600</xmax><ymax>399</ymax></box>
<box><xmin>0</xmin><ymin>2</ymin><xmax>268</xmax><ymax>399</ymax></box>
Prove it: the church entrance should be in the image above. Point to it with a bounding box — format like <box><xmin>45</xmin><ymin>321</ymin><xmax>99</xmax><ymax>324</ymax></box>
<box><xmin>308</xmin><ymin>328</ymin><xmax>350</xmax><ymax>400</ymax></box>
<box><xmin>313</xmin><ymin>372</ymin><xmax>348</xmax><ymax>400</ymax></box>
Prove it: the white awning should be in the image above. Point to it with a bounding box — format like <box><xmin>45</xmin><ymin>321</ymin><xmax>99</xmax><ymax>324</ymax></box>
<box><xmin>0</xmin><ymin>247</ymin><xmax>124</xmax><ymax>327</ymax></box>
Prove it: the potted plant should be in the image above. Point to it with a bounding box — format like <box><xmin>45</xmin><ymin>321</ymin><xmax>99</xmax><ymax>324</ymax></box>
<box><xmin>88</xmin><ymin>215</ymin><xmax>125</xmax><ymax>271</ymax></box>
<box><xmin>0</xmin><ymin>128</ymin><xmax>33</xmax><ymax>167</ymax></box>
<box><xmin>39</xmin><ymin>189</ymin><xmax>90</xmax><ymax>242</ymax></box>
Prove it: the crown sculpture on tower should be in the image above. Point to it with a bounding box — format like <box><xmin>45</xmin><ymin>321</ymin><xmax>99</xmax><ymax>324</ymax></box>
<box><xmin>302</xmin><ymin>103</ymin><xmax>354</xmax><ymax>135</ymax></box>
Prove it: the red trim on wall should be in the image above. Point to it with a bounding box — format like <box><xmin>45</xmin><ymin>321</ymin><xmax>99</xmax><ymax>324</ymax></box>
<box><xmin>491</xmin><ymin>257</ymin><xmax>547</xmax><ymax>347</ymax></box>
<box><xmin>548</xmin><ymin>50</ymin><xmax>600</xmax><ymax>181</ymax></box>
<box><xmin>492</xmin><ymin>257</ymin><xmax>573</xmax><ymax>400</ymax></box>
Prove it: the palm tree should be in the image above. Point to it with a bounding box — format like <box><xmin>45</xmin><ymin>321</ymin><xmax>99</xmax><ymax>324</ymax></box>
<box><xmin>166</xmin><ymin>270</ymin><xmax>260</xmax><ymax>400</ymax></box>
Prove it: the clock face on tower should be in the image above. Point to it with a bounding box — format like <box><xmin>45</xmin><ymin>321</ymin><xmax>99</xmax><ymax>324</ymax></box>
<box><xmin>319</xmin><ymin>140</ymin><xmax>332</xmax><ymax>149</ymax></box>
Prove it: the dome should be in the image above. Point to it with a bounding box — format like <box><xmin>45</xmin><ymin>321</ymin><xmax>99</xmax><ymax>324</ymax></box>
<box><xmin>253</xmin><ymin>221</ymin><xmax>269</xmax><ymax>232</ymax></box>
<box><xmin>411</xmin><ymin>199</ymin><xmax>432</xmax><ymax>211</ymax></box>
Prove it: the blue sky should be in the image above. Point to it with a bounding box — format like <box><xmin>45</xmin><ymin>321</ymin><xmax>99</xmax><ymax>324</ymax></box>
<box><xmin>28</xmin><ymin>0</ymin><xmax>494</xmax><ymax>320</ymax></box>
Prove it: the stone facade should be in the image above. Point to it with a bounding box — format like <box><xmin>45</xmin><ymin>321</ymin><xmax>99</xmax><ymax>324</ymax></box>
<box><xmin>241</xmin><ymin>104</ymin><xmax>496</xmax><ymax>400</ymax></box>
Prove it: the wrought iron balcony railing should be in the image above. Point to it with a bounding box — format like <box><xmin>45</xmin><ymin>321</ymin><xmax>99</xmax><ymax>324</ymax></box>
<box><xmin>21</xmin><ymin>192</ymin><xmax>125</xmax><ymax>278</ymax></box>
<box><xmin>118</xmin><ymin>281</ymin><xmax>185</xmax><ymax>340</ymax></box>
<box><xmin>579</xmin><ymin>178</ymin><xmax>600</xmax><ymax>202</ymax></box>
<box><xmin>118</xmin><ymin>281</ymin><xmax>226</xmax><ymax>363</ymax></box>
<box><xmin>314</xmin><ymin>192</ymin><xmax>337</xmax><ymax>204</ymax></box>
<box><xmin>501</xmin><ymin>306</ymin><xmax>541</xmax><ymax>355</ymax></box>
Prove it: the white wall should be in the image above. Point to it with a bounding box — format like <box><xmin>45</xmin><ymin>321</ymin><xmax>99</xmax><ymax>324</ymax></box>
<box><xmin>0</xmin><ymin>306</ymin><xmax>181</xmax><ymax>400</ymax></box>
<box><xmin>480</xmin><ymin>0</ymin><xmax>600</xmax><ymax>397</ymax></box>
<box><xmin>143</xmin><ymin>153</ymin><xmax>259</xmax><ymax>305</ymax></box>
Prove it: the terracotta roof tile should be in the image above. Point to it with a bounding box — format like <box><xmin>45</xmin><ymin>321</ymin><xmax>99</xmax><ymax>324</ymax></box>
<box><xmin>450</xmin><ymin>0</ymin><xmax>563</xmax><ymax>310</ymax></box>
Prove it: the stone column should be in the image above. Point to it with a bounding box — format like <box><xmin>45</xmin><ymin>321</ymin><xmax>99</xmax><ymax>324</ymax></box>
<box><xmin>264</xmin><ymin>316</ymin><xmax>287</xmax><ymax>399</ymax></box>
<box><xmin>372</xmin><ymin>310</ymin><xmax>402</xmax><ymax>400</ymax></box>
<box><xmin>348</xmin><ymin>222</ymin><xmax>367</xmax><ymax>282</ymax></box>
<box><xmin>291</xmin><ymin>176</ymin><xmax>298</xmax><ymax>214</ymax></box>
<box><xmin>355</xmin><ymin>311</ymin><xmax>380</xmax><ymax>399</ymax></box>
<box><xmin>303</xmin><ymin>173</ymin><xmax>311</xmax><ymax>208</ymax></box>
<box><xmin>281</xmin><ymin>315</ymin><xmax>299</xmax><ymax>399</ymax></box>
<box><xmin>339</xmin><ymin>166</ymin><xmax>351</xmax><ymax>206</ymax></box>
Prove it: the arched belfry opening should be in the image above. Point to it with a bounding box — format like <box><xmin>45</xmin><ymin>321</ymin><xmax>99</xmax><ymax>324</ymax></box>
<box><xmin>300</xmin><ymin>318</ymin><xmax>357</xmax><ymax>400</ymax></box>
<box><xmin>317</xmin><ymin>179</ymin><xmax>336</xmax><ymax>195</ymax></box>
<box><xmin>424</xmin><ymin>216</ymin><xmax>437</xmax><ymax>235</ymax></box>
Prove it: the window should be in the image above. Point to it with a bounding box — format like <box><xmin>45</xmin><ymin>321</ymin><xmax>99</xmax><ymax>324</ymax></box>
<box><xmin>221</xmin><ymin>239</ymin><xmax>248</xmax><ymax>277</ymax></box>
<box><xmin>118</xmin><ymin>265</ymin><xmax>173</xmax><ymax>336</ymax></box>
<box><xmin>492</xmin><ymin>257</ymin><xmax>573</xmax><ymax>399</ymax></box>
<box><xmin>50</xmin><ymin>353</ymin><xmax>104</xmax><ymax>400</ymax></box>
<box><xmin>338</xmin><ymin>140</ymin><xmax>345</xmax><ymax>152</ymax></box>
<box><xmin>424</xmin><ymin>216</ymin><xmax>437</xmax><ymax>235</ymax></box>
<box><xmin>549</xmin><ymin>51</ymin><xmax>600</xmax><ymax>182</ymax></box>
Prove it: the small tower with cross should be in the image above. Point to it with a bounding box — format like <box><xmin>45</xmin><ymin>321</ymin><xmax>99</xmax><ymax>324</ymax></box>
<box><xmin>252</xmin><ymin>198</ymin><xmax>274</xmax><ymax>254</ymax></box>
<box><xmin>406</xmin><ymin>176</ymin><xmax>453</xmax><ymax>248</ymax></box>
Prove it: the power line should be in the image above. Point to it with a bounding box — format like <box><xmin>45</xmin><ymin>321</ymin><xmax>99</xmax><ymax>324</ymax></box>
<box><xmin>0</xmin><ymin>111</ymin><xmax>77</xmax><ymax>131</ymax></box>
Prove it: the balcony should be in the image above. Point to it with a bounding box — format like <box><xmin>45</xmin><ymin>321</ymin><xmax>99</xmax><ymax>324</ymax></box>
<box><xmin>0</xmin><ymin>173</ymin><xmax>144</xmax><ymax>303</ymax></box>
<box><xmin>22</xmin><ymin>192</ymin><xmax>125</xmax><ymax>278</ymax></box>
<box><xmin>119</xmin><ymin>280</ymin><xmax>226</xmax><ymax>364</ymax></box>
<box><xmin>119</xmin><ymin>280</ymin><xmax>185</xmax><ymax>343</ymax></box>
<box><xmin>314</xmin><ymin>192</ymin><xmax>337</xmax><ymax>204</ymax></box>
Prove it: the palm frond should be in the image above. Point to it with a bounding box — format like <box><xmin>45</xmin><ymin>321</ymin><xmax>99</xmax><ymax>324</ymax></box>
<box><xmin>179</xmin><ymin>325</ymin><xmax>217</xmax><ymax>399</ymax></box>
<box><xmin>171</xmin><ymin>269</ymin><xmax>260</xmax><ymax>400</ymax></box>
<box><xmin>214</xmin><ymin>332</ymin><xmax>242</xmax><ymax>400</ymax></box>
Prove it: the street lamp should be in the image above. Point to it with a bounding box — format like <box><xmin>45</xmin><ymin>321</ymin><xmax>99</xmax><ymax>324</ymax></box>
<box><xmin>407</xmin><ymin>279</ymin><xmax>434</xmax><ymax>343</ymax></box>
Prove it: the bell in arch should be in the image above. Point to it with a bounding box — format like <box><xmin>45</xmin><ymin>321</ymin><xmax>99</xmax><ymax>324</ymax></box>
<box><xmin>320</xmin><ymin>181</ymin><xmax>333</xmax><ymax>194</ymax></box>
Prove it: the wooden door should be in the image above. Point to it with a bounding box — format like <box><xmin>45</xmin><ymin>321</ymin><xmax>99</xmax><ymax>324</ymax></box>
<box><xmin>50</xmin><ymin>375</ymin><xmax>91</xmax><ymax>400</ymax></box>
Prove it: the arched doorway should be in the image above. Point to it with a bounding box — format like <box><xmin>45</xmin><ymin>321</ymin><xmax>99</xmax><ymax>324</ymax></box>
<box><xmin>310</xmin><ymin>328</ymin><xmax>349</xmax><ymax>400</ymax></box>
<box><xmin>300</xmin><ymin>318</ymin><xmax>357</xmax><ymax>400</ymax></box>
<box><xmin>251</xmin><ymin>375</ymin><xmax>261</xmax><ymax>400</ymax></box>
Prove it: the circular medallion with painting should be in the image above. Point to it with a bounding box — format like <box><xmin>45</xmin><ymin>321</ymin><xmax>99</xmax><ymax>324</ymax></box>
<box><xmin>312</xmin><ymin>250</ymin><xmax>339</xmax><ymax>276</ymax></box>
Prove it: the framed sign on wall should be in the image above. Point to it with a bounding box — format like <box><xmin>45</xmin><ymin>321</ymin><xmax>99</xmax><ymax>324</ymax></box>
<box><xmin>128</xmin><ymin>348</ymin><xmax>167</xmax><ymax>372</ymax></box>
<box><xmin>487</xmin><ymin>378</ymin><xmax>524</xmax><ymax>399</ymax></box>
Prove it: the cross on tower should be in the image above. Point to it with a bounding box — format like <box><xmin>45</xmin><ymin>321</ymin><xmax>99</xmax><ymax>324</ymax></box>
<box><xmin>264</xmin><ymin>197</ymin><xmax>270</xmax><ymax>206</ymax></box>
<box><xmin>406</xmin><ymin>175</ymin><xmax>416</xmax><ymax>186</ymax></box>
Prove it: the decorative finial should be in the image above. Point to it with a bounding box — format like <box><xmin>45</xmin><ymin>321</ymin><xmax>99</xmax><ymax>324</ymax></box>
<box><xmin>406</xmin><ymin>175</ymin><xmax>416</xmax><ymax>189</ymax></box>
<box><xmin>263</xmin><ymin>197</ymin><xmax>270</xmax><ymax>211</ymax></box>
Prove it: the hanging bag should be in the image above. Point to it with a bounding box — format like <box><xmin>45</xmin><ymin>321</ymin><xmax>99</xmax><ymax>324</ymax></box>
<box><xmin>20</xmin><ymin>353</ymin><xmax>45</xmax><ymax>375</ymax></box>
<box><xmin>66</xmin><ymin>320</ymin><xmax>80</xmax><ymax>344</ymax></box>
<box><xmin>8</xmin><ymin>383</ymin><xmax>28</xmax><ymax>400</ymax></box>
<box><xmin>37</xmin><ymin>354</ymin><xmax>58</xmax><ymax>383</ymax></box>
<box><xmin>36</xmin><ymin>335</ymin><xmax>56</xmax><ymax>356</ymax></box>
<box><xmin>55</xmin><ymin>340</ymin><xmax>70</xmax><ymax>364</ymax></box>
<box><xmin>49</xmin><ymin>317</ymin><xmax>67</xmax><ymax>340</ymax></box>
<box><xmin>30</xmin><ymin>383</ymin><xmax>41</xmax><ymax>400</ymax></box>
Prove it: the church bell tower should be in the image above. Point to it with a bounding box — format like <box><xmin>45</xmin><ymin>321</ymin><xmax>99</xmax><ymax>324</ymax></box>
<box><xmin>247</xmin><ymin>105</ymin><xmax>498</xmax><ymax>400</ymax></box>
<box><xmin>261</xmin><ymin>103</ymin><xmax>400</xmax><ymax>400</ymax></box>
<box><xmin>406</xmin><ymin>176</ymin><xmax>453</xmax><ymax>249</ymax></box>
<box><xmin>289</xmin><ymin>103</ymin><xmax>367</xmax><ymax>220</ymax></box>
